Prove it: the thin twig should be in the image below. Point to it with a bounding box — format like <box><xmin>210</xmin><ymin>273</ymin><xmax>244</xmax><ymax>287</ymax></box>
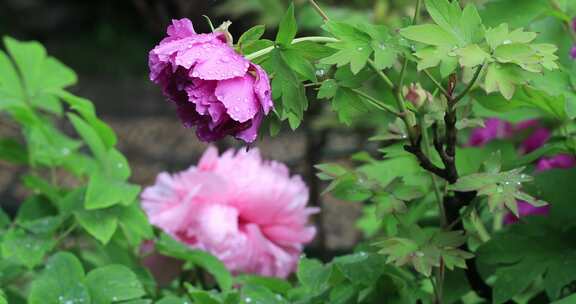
<box><xmin>352</xmin><ymin>89</ymin><xmax>401</xmax><ymax>117</ymax></box>
<box><xmin>423</xmin><ymin>70</ymin><xmax>450</xmax><ymax>99</ymax></box>
<box><xmin>453</xmin><ymin>64</ymin><xmax>485</xmax><ymax>103</ymax></box>
<box><xmin>308</xmin><ymin>0</ymin><xmax>330</xmax><ymax>22</ymax></box>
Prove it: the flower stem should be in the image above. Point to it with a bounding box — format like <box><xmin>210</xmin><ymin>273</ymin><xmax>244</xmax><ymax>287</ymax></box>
<box><xmin>419</xmin><ymin>116</ymin><xmax>447</xmax><ymax>227</ymax></box>
<box><xmin>352</xmin><ymin>88</ymin><xmax>401</xmax><ymax>116</ymax></box>
<box><xmin>453</xmin><ymin>64</ymin><xmax>484</xmax><ymax>103</ymax></box>
<box><xmin>423</xmin><ymin>69</ymin><xmax>450</xmax><ymax>99</ymax></box>
<box><xmin>244</xmin><ymin>36</ymin><xmax>339</xmax><ymax>60</ymax></box>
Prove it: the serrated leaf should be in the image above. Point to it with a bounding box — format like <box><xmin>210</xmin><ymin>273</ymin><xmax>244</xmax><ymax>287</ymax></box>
<box><xmin>454</xmin><ymin>44</ymin><xmax>489</xmax><ymax>67</ymax></box>
<box><xmin>484</xmin><ymin>63</ymin><xmax>526</xmax><ymax>100</ymax></box>
<box><xmin>238</xmin><ymin>25</ymin><xmax>265</xmax><ymax>49</ymax></box>
<box><xmin>275</xmin><ymin>3</ymin><xmax>297</xmax><ymax>46</ymax></box>
<box><xmin>317</xmin><ymin>79</ymin><xmax>338</xmax><ymax>99</ymax></box>
<box><xmin>400</xmin><ymin>24</ymin><xmax>460</xmax><ymax>46</ymax></box>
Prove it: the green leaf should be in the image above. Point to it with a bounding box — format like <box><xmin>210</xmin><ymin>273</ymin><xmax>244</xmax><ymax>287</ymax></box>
<box><xmin>333</xmin><ymin>252</ymin><xmax>388</xmax><ymax>286</ymax></box>
<box><xmin>0</xmin><ymin>289</ymin><xmax>6</xmax><ymax>304</ymax></box>
<box><xmin>400</xmin><ymin>24</ymin><xmax>460</xmax><ymax>46</ymax></box>
<box><xmin>331</xmin><ymin>88</ymin><xmax>368</xmax><ymax>125</ymax></box>
<box><xmin>235</xmin><ymin>276</ymin><xmax>292</xmax><ymax>295</ymax></box>
<box><xmin>275</xmin><ymin>3</ymin><xmax>297</xmax><ymax>46</ymax></box>
<box><xmin>454</xmin><ymin>44</ymin><xmax>489</xmax><ymax>67</ymax></box>
<box><xmin>117</xmin><ymin>205</ymin><xmax>153</xmax><ymax>247</ymax></box>
<box><xmin>480</xmin><ymin>0</ymin><xmax>550</xmax><ymax>28</ymax></box>
<box><xmin>0</xmin><ymin>208</ymin><xmax>9</xmax><ymax>229</ymax></box>
<box><xmin>58</xmin><ymin>91</ymin><xmax>117</xmax><ymax>149</ymax></box>
<box><xmin>460</xmin><ymin>4</ymin><xmax>484</xmax><ymax>44</ymax></box>
<box><xmin>484</xmin><ymin>63</ymin><xmax>526</xmax><ymax>100</ymax></box>
<box><xmin>74</xmin><ymin>208</ymin><xmax>118</xmax><ymax>244</ymax></box>
<box><xmin>297</xmin><ymin>258</ymin><xmax>332</xmax><ymax>292</ymax></box>
<box><xmin>3</xmin><ymin>37</ymin><xmax>46</xmax><ymax>95</ymax></box>
<box><xmin>478</xmin><ymin>218</ymin><xmax>576</xmax><ymax>303</ymax></box>
<box><xmin>425</xmin><ymin>0</ymin><xmax>462</xmax><ymax>35</ymax></box>
<box><xmin>552</xmin><ymin>294</ymin><xmax>576</xmax><ymax>304</ymax></box>
<box><xmin>320</xmin><ymin>22</ymin><xmax>373</xmax><ymax>74</ymax></box>
<box><xmin>85</xmin><ymin>172</ymin><xmax>140</xmax><ymax>209</ymax></box>
<box><xmin>241</xmin><ymin>284</ymin><xmax>287</xmax><ymax>304</ymax></box>
<box><xmin>268</xmin><ymin>49</ymin><xmax>307</xmax><ymax>127</ymax></box>
<box><xmin>156</xmin><ymin>296</ymin><xmax>190</xmax><ymax>304</ymax></box>
<box><xmin>0</xmin><ymin>49</ymin><xmax>23</xmax><ymax>101</ymax></box>
<box><xmin>0</xmin><ymin>138</ymin><xmax>27</xmax><ymax>164</ymax></box>
<box><xmin>28</xmin><ymin>252</ymin><xmax>90</xmax><ymax>304</ymax></box>
<box><xmin>157</xmin><ymin>234</ymin><xmax>233</xmax><ymax>291</ymax></box>
<box><xmin>238</xmin><ymin>25</ymin><xmax>266</xmax><ymax>49</ymax></box>
<box><xmin>280</xmin><ymin>48</ymin><xmax>317</xmax><ymax>82</ymax></box>
<box><xmin>187</xmin><ymin>289</ymin><xmax>221</xmax><ymax>304</ymax></box>
<box><xmin>86</xmin><ymin>265</ymin><xmax>146</xmax><ymax>304</ymax></box>
<box><xmin>68</xmin><ymin>113</ymin><xmax>107</xmax><ymax>163</ymax></box>
<box><xmin>1</xmin><ymin>228</ymin><xmax>55</xmax><ymax>268</ymax></box>
<box><xmin>317</xmin><ymin>79</ymin><xmax>338</xmax><ymax>99</ymax></box>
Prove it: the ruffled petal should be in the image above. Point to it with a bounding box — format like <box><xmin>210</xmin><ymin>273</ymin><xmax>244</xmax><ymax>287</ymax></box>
<box><xmin>214</xmin><ymin>74</ymin><xmax>259</xmax><ymax>123</ymax></box>
<box><xmin>251</xmin><ymin>63</ymin><xmax>274</xmax><ymax>114</ymax></box>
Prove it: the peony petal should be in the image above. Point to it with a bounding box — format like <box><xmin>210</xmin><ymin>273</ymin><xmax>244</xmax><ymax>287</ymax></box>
<box><xmin>215</xmin><ymin>74</ymin><xmax>259</xmax><ymax>123</ymax></box>
<box><xmin>167</xmin><ymin>18</ymin><xmax>196</xmax><ymax>38</ymax></box>
<box><xmin>191</xmin><ymin>41</ymin><xmax>250</xmax><ymax>80</ymax></box>
<box><xmin>196</xmin><ymin>204</ymin><xmax>240</xmax><ymax>245</ymax></box>
<box><xmin>251</xmin><ymin>64</ymin><xmax>274</xmax><ymax>114</ymax></box>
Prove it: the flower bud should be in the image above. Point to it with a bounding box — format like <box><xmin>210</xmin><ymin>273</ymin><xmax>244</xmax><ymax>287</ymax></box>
<box><xmin>403</xmin><ymin>83</ymin><xmax>431</xmax><ymax>109</ymax></box>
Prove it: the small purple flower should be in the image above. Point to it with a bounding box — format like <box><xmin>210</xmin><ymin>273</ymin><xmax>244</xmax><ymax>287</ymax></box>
<box><xmin>149</xmin><ymin>19</ymin><xmax>273</xmax><ymax>143</ymax></box>
<box><xmin>571</xmin><ymin>45</ymin><xmax>576</xmax><ymax>60</ymax></box>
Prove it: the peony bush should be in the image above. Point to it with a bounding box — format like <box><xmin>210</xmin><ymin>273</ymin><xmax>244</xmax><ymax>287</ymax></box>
<box><xmin>1</xmin><ymin>0</ymin><xmax>576</xmax><ymax>303</ymax></box>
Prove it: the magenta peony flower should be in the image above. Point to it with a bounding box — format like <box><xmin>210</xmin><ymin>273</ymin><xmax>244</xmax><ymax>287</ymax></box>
<box><xmin>468</xmin><ymin>118</ymin><xmax>513</xmax><ymax>146</ymax></box>
<box><xmin>141</xmin><ymin>147</ymin><xmax>318</xmax><ymax>278</ymax></box>
<box><xmin>149</xmin><ymin>19</ymin><xmax>274</xmax><ymax>143</ymax></box>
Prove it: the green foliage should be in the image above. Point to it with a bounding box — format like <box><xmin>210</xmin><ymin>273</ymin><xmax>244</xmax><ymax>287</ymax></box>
<box><xmin>2</xmin><ymin>0</ymin><xmax>576</xmax><ymax>303</ymax></box>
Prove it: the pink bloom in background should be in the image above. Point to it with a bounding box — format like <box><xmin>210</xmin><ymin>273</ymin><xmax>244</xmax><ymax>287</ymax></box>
<box><xmin>141</xmin><ymin>147</ymin><xmax>318</xmax><ymax>278</ymax></box>
<box><xmin>149</xmin><ymin>19</ymin><xmax>273</xmax><ymax>143</ymax></box>
<box><xmin>536</xmin><ymin>154</ymin><xmax>576</xmax><ymax>172</ymax></box>
<box><xmin>518</xmin><ymin>126</ymin><xmax>550</xmax><ymax>154</ymax></box>
<box><xmin>468</xmin><ymin>118</ymin><xmax>513</xmax><ymax>147</ymax></box>
<box><xmin>571</xmin><ymin>45</ymin><xmax>576</xmax><ymax>60</ymax></box>
<box><xmin>468</xmin><ymin>118</ymin><xmax>573</xmax><ymax>223</ymax></box>
<box><xmin>503</xmin><ymin>201</ymin><xmax>551</xmax><ymax>225</ymax></box>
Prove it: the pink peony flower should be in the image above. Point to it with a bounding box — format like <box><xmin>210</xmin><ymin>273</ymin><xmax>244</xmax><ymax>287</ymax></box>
<box><xmin>148</xmin><ymin>19</ymin><xmax>274</xmax><ymax>143</ymax></box>
<box><xmin>141</xmin><ymin>147</ymin><xmax>318</xmax><ymax>278</ymax></box>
